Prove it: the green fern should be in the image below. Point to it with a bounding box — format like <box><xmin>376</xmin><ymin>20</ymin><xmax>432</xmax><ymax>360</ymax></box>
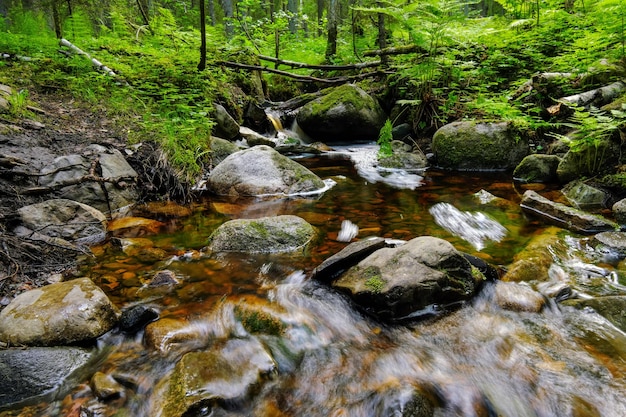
<box><xmin>377</xmin><ymin>119</ymin><xmax>394</xmax><ymax>159</ymax></box>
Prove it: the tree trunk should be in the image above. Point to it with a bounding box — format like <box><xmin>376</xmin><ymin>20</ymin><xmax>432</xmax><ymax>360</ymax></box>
<box><xmin>208</xmin><ymin>0</ymin><xmax>216</xmax><ymax>26</ymax></box>
<box><xmin>376</xmin><ymin>2</ymin><xmax>387</xmax><ymax>65</ymax></box>
<box><xmin>51</xmin><ymin>0</ymin><xmax>62</xmax><ymax>39</ymax></box>
<box><xmin>287</xmin><ymin>0</ymin><xmax>297</xmax><ymax>34</ymax></box>
<box><xmin>136</xmin><ymin>0</ymin><xmax>150</xmax><ymax>26</ymax></box>
<box><xmin>325</xmin><ymin>0</ymin><xmax>339</xmax><ymax>60</ymax></box>
<box><xmin>222</xmin><ymin>0</ymin><xmax>234</xmax><ymax>38</ymax></box>
<box><xmin>198</xmin><ymin>0</ymin><xmax>207</xmax><ymax>71</ymax></box>
<box><xmin>317</xmin><ymin>0</ymin><xmax>324</xmax><ymax>37</ymax></box>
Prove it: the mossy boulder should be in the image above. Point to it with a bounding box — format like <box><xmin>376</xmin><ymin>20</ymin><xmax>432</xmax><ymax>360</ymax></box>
<box><xmin>432</xmin><ymin>121</ymin><xmax>529</xmax><ymax>170</ymax></box>
<box><xmin>208</xmin><ymin>136</ymin><xmax>240</xmax><ymax>167</ymax></box>
<box><xmin>296</xmin><ymin>84</ymin><xmax>386</xmax><ymax>143</ymax></box>
<box><xmin>332</xmin><ymin>236</ymin><xmax>485</xmax><ymax>321</ymax></box>
<box><xmin>207</xmin><ymin>145</ymin><xmax>325</xmax><ymax>197</ymax></box>
<box><xmin>513</xmin><ymin>154</ymin><xmax>561</xmax><ymax>183</ymax></box>
<box><xmin>562</xmin><ymin>296</ymin><xmax>626</xmax><ymax>332</ymax></box>
<box><xmin>212</xmin><ymin>104</ymin><xmax>240</xmax><ymax>140</ymax></box>
<box><xmin>561</xmin><ymin>180</ymin><xmax>610</xmax><ymax>209</ymax></box>
<box><xmin>0</xmin><ymin>278</ymin><xmax>119</xmax><ymax>346</ymax></box>
<box><xmin>206</xmin><ymin>215</ymin><xmax>317</xmax><ymax>253</ymax></box>
<box><xmin>556</xmin><ymin>138</ymin><xmax>620</xmax><ymax>183</ymax></box>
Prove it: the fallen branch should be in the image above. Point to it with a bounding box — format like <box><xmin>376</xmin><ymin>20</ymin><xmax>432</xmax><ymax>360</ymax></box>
<box><xmin>59</xmin><ymin>38</ymin><xmax>124</xmax><ymax>81</ymax></box>
<box><xmin>258</xmin><ymin>55</ymin><xmax>382</xmax><ymax>70</ymax></box>
<box><xmin>363</xmin><ymin>45</ymin><xmax>428</xmax><ymax>57</ymax></box>
<box><xmin>215</xmin><ymin>60</ymin><xmax>390</xmax><ymax>84</ymax></box>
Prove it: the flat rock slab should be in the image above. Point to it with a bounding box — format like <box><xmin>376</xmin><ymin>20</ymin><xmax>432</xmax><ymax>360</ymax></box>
<box><xmin>590</xmin><ymin>231</ymin><xmax>626</xmax><ymax>260</ymax></box>
<box><xmin>520</xmin><ymin>190</ymin><xmax>618</xmax><ymax>234</ymax></box>
<box><xmin>311</xmin><ymin>237</ymin><xmax>390</xmax><ymax>282</ymax></box>
<box><xmin>0</xmin><ymin>346</ymin><xmax>95</xmax><ymax>410</ymax></box>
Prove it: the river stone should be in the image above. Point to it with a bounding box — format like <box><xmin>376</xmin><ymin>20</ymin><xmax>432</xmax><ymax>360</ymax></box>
<box><xmin>589</xmin><ymin>231</ymin><xmax>626</xmax><ymax>260</ymax></box>
<box><xmin>493</xmin><ymin>281</ymin><xmax>545</xmax><ymax>313</ymax></box>
<box><xmin>311</xmin><ymin>237</ymin><xmax>390</xmax><ymax>282</ymax></box>
<box><xmin>38</xmin><ymin>145</ymin><xmax>139</xmax><ymax>213</ymax></box>
<box><xmin>91</xmin><ymin>371</ymin><xmax>125</xmax><ymax>401</ymax></box>
<box><xmin>296</xmin><ymin>84</ymin><xmax>386</xmax><ymax>143</ymax></box>
<box><xmin>209</xmin><ymin>135</ymin><xmax>240</xmax><ymax>166</ymax></box>
<box><xmin>561</xmin><ymin>180</ymin><xmax>609</xmax><ymax>209</ymax></box>
<box><xmin>520</xmin><ymin>190</ymin><xmax>618</xmax><ymax>234</ymax></box>
<box><xmin>0</xmin><ymin>277</ymin><xmax>119</xmax><ymax>346</ymax></box>
<box><xmin>562</xmin><ymin>296</ymin><xmax>626</xmax><ymax>332</ymax></box>
<box><xmin>502</xmin><ymin>227</ymin><xmax>561</xmax><ymax>282</ymax></box>
<box><xmin>432</xmin><ymin>121</ymin><xmax>529</xmax><ymax>170</ymax></box>
<box><xmin>612</xmin><ymin>197</ymin><xmax>626</xmax><ymax>224</ymax></box>
<box><xmin>151</xmin><ymin>337</ymin><xmax>277</xmax><ymax>417</ymax></box>
<box><xmin>378</xmin><ymin>150</ymin><xmax>428</xmax><ymax>170</ymax></box>
<box><xmin>206</xmin><ymin>215</ymin><xmax>316</xmax><ymax>253</ymax></box>
<box><xmin>119</xmin><ymin>304</ymin><xmax>159</xmax><ymax>334</ymax></box>
<box><xmin>0</xmin><ymin>346</ymin><xmax>95</xmax><ymax>410</ymax></box>
<box><xmin>513</xmin><ymin>154</ymin><xmax>560</xmax><ymax>183</ymax></box>
<box><xmin>212</xmin><ymin>104</ymin><xmax>240</xmax><ymax>140</ymax></box>
<box><xmin>144</xmin><ymin>317</ymin><xmax>203</xmax><ymax>354</ymax></box>
<box><xmin>206</xmin><ymin>145</ymin><xmax>325</xmax><ymax>197</ymax></box>
<box><xmin>332</xmin><ymin>236</ymin><xmax>484</xmax><ymax>321</ymax></box>
<box><xmin>15</xmin><ymin>198</ymin><xmax>107</xmax><ymax>246</ymax></box>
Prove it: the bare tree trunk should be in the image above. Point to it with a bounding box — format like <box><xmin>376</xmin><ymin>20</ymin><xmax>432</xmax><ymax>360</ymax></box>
<box><xmin>208</xmin><ymin>0</ymin><xmax>215</xmax><ymax>25</ymax></box>
<box><xmin>317</xmin><ymin>0</ymin><xmax>324</xmax><ymax>37</ymax></box>
<box><xmin>325</xmin><ymin>0</ymin><xmax>339</xmax><ymax>60</ymax></box>
<box><xmin>136</xmin><ymin>0</ymin><xmax>150</xmax><ymax>26</ymax></box>
<box><xmin>287</xmin><ymin>0</ymin><xmax>297</xmax><ymax>34</ymax></box>
<box><xmin>51</xmin><ymin>0</ymin><xmax>62</xmax><ymax>39</ymax></box>
<box><xmin>376</xmin><ymin>2</ymin><xmax>387</xmax><ymax>65</ymax></box>
<box><xmin>222</xmin><ymin>0</ymin><xmax>234</xmax><ymax>38</ymax></box>
<box><xmin>198</xmin><ymin>0</ymin><xmax>207</xmax><ymax>71</ymax></box>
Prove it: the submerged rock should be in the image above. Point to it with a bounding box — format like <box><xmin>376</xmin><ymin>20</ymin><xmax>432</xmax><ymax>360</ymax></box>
<box><xmin>0</xmin><ymin>346</ymin><xmax>95</xmax><ymax>410</ymax></box>
<box><xmin>502</xmin><ymin>227</ymin><xmax>562</xmax><ymax>282</ymax></box>
<box><xmin>296</xmin><ymin>84</ymin><xmax>386</xmax><ymax>143</ymax></box>
<box><xmin>15</xmin><ymin>198</ymin><xmax>107</xmax><ymax>246</ymax></box>
<box><xmin>0</xmin><ymin>277</ymin><xmax>119</xmax><ymax>346</ymax></box>
<box><xmin>520</xmin><ymin>190</ymin><xmax>618</xmax><ymax>234</ymax></box>
<box><xmin>206</xmin><ymin>215</ymin><xmax>316</xmax><ymax>253</ymax></box>
<box><xmin>207</xmin><ymin>145</ymin><xmax>325</xmax><ymax>197</ymax></box>
<box><xmin>432</xmin><ymin>121</ymin><xmax>528</xmax><ymax>170</ymax></box>
<box><xmin>332</xmin><ymin>236</ymin><xmax>485</xmax><ymax>321</ymax></box>
<box><xmin>151</xmin><ymin>337</ymin><xmax>277</xmax><ymax>417</ymax></box>
<box><xmin>562</xmin><ymin>296</ymin><xmax>626</xmax><ymax>332</ymax></box>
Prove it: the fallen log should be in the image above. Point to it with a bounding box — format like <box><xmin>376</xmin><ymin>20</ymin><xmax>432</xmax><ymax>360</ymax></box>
<box><xmin>215</xmin><ymin>60</ymin><xmax>390</xmax><ymax>84</ymax></box>
<box><xmin>547</xmin><ymin>80</ymin><xmax>626</xmax><ymax>115</ymax></box>
<box><xmin>363</xmin><ymin>44</ymin><xmax>428</xmax><ymax>57</ymax></box>
<box><xmin>258</xmin><ymin>55</ymin><xmax>382</xmax><ymax>70</ymax></box>
<box><xmin>59</xmin><ymin>38</ymin><xmax>121</xmax><ymax>80</ymax></box>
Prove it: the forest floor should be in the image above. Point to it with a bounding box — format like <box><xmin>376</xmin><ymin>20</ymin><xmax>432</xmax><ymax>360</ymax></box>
<box><xmin>0</xmin><ymin>90</ymin><xmax>131</xmax><ymax>305</ymax></box>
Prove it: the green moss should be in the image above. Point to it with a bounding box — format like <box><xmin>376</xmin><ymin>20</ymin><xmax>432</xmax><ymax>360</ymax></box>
<box><xmin>234</xmin><ymin>305</ymin><xmax>284</xmax><ymax>336</ymax></box>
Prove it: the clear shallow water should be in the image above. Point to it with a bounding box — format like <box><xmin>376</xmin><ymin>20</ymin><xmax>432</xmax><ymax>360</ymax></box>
<box><xmin>8</xmin><ymin>151</ymin><xmax>626</xmax><ymax>417</ymax></box>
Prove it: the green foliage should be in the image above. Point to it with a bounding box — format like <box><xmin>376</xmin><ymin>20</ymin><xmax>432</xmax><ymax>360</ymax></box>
<box><xmin>6</xmin><ymin>88</ymin><xmax>31</xmax><ymax>117</ymax></box>
<box><xmin>365</xmin><ymin>275</ymin><xmax>386</xmax><ymax>293</ymax></box>
<box><xmin>377</xmin><ymin>119</ymin><xmax>393</xmax><ymax>159</ymax></box>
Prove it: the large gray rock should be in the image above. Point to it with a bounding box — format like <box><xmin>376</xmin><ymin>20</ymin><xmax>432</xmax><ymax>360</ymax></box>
<box><xmin>0</xmin><ymin>346</ymin><xmax>95</xmax><ymax>410</ymax></box>
<box><xmin>206</xmin><ymin>215</ymin><xmax>316</xmax><ymax>253</ymax></box>
<box><xmin>432</xmin><ymin>121</ymin><xmax>529</xmax><ymax>170</ymax></box>
<box><xmin>332</xmin><ymin>236</ymin><xmax>484</xmax><ymax>321</ymax></box>
<box><xmin>208</xmin><ymin>136</ymin><xmax>240</xmax><ymax>167</ymax></box>
<box><xmin>38</xmin><ymin>144</ymin><xmax>138</xmax><ymax>213</ymax></box>
<box><xmin>15</xmin><ymin>198</ymin><xmax>107</xmax><ymax>246</ymax></box>
<box><xmin>520</xmin><ymin>190</ymin><xmax>618</xmax><ymax>234</ymax></box>
<box><xmin>296</xmin><ymin>84</ymin><xmax>386</xmax><ymax>143</ymax></box>
<box><xmin>613</xmin><ymin>197</ymin><xmax>626</xmax><ymax>224</ymax></box>
<box><xmin>207</xmin><ymin>145</ymin><xmax>325</xmax><ymax>197</ymax></box>
<box><xmin>150</xmin><ymin>337</ymin><xmax>276</xmax><ymax>417</ymax></box>
<box><xmin>0</xmin><ymin>277</ymin><xmax>119</xmax><ymax>346</ymax></box>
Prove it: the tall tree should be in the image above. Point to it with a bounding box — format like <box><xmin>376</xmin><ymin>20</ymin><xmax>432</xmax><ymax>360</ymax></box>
<box><xmin>198</xmin><ymin>0</ymin><xmax>207</xmax><ymax>70</ymax></box>
<box><xmin>222</xmin><ymin>0</ymin><xmax>234</xmax><ymax>38</ymax></box>
<box><xmin>287</xmin><ymin>0</ymin><xmax>297</xmax><ymax>34</ymax></box>
<box><xmin>325</xmin><ymin>0</ymin><xmax>339</xmax><ymax>60</ymax></box>
<box><xmin>317</xmin><ymin>0</ymin><xmax>324</xmax><ymax>36</ymax></box>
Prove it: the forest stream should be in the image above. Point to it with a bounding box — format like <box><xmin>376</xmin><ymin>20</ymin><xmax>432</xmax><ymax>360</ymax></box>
<box><xmin>7</xmin><ymin>146</ymin><xmax>625</xmax><ymax>417</ymax></box>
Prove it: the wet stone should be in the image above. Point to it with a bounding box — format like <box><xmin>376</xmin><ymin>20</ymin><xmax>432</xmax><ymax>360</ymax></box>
<box><xmin>91</xmin><ymin>371</ymin><xmax>125</xmax><ymax>401</ymax></box>
<box><xmin>493</xmin><ymin>281</ymin><xmax>545</xmax><ymax>313</ymax></box>
<box><xmin>148</xmin><ymin>270</ymin><xmax>180</xmax><ymax>287</ymax></box>
<box><xmin>119</xmin><ymin>304</ymin><xmax>159</xmax><ymax>333</ymax></box>
<box><xmin>589</xmin><ymin>231</ymin><xmax>626</xmax><ymax>260</ymax></box>
<box><xmin>311</xmin><ymin>237</ymin><xmax>390</xmax><ymax>282</ymax></box>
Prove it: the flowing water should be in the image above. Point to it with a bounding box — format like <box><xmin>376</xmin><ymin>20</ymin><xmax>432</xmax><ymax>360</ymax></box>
<box><xmin>10</xmin><ymin>148</ymin><xmax>626</xmax><ymax>416</ymax></box>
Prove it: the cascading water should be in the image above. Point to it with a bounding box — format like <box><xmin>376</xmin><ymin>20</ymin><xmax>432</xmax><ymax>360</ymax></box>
<box><xmin>8</xmin><ymin>154</ymin><xmax>626</xmax><ymax>417</ymax></box>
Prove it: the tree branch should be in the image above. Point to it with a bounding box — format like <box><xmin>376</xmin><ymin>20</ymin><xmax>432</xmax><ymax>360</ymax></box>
<box><xmin>363</xmin><ymin>44</ymin><xmax>428</xmax><ymax>57</ymax></box>
<box><xmin>258</xmin><ymin>55</ymin><xmax>382</xmax><ymax>70</ymax></box>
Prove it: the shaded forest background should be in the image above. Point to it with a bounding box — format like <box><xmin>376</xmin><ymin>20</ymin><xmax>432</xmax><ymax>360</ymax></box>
<box><xmin>1</xmin><ymin>0</ymin><xmax>626</xmax><ymax>185</ymax></box>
